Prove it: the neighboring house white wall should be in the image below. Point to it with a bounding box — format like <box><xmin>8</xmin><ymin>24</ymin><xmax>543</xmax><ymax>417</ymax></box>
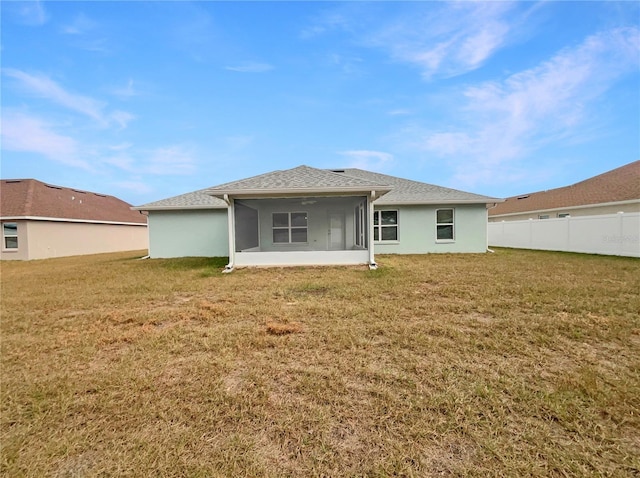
<box><xmin>374</xmin><ymin>204</ymin><xmax>489</xmax><ymax>254</ymax></box>
<box><xmin>1</xmin><ymin>220</ymin><xmax>148</xmax><ymax>260</ymax></box>
<box><xmin>148</xmin><ymin>209</ymin><xmax>228</xmax><ymax>258</ymax></box>
<box><xmin>488</xmin><ymin>212</ymin><xmax>640</xmax><ymax>257</ymax></box>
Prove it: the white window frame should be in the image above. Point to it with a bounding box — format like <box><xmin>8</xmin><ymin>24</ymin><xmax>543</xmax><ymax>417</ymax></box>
<box><xmin>272</xmin><ymin>212</ymin><xmax>308</xmax><ymax>244</ymax></box>
<box><xmin>355</xmin><ymin>201</ymin><xmax>367</xmax><ymax>248</ymax></box>
<box><xmin>373</xmin><ymin>210</ymin><xmax>399</xmax><ymax>242</ymax></box>
<box><xmin>2</xmin><ymin>222</ymin><xmax>18</xmax><ymax>250</ymax></box>
<box><xmin>436</xmin><ymin>208</ymin><xmax>455</xmax><ymax>242</ymax></box>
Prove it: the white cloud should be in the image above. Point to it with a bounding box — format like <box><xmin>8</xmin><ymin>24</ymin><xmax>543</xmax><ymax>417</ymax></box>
<box><xmin>3</xmin><ymin>69</ymin><xmax>134</xmax><ymax>129</ymax></box>
<box><xmin>225</xmin><ymin>62</ymin><xmax>274</xmax><ymax>73</ymax></box>
<box><xmin>113</xmin><ymin>181</ymin><xmax>154</xmax><ymax>195</ymax></box>
<box><xmin>415</xmin><ymin>27</ymin><xmax>640</xmax><ymax>187</ymax></box>
<box><xmin>1</xmin><ymin>110</ymin><xmax>90</xmax><ymax>169</ymax></box>
<box><xmin>61</xmin><ymin>13</ymin><xmax>96</xmax><ymax>35</ymax></box>
<box><xmin>339</xmin><ymin>150</ymin><xmax>394</xmax><ymax>171</ymax></box>
<box><xmin>109</xmin><ymin>110</ymin><xmax>136</xmax><ymax>130</ymax></box>
<box><xmin>111</xmin><ymin>79</ymin><xmax>138</xmax><ymax>99</ymax></box>
<box><xmin>144</xmin><ymin>145</ymin><xmax>197</xmax><ymax>175</ymax></box>
<box><xmin>4</xmin><ymin>69</ymin><xmax>104</xmax><ymax>121</ymax></box>
<box><xmin>10</xmin><ymin>0</ymin><xmax>48</xmax><ymax>26</ymax></box>
<box><xmin>387</xmin><ymin>109</ymin><xmax>411</xmax><ymax>116</ymax></box>
<box><xmin>370</xmin><ymin>2</ymin><xmax>518</xmax><ymax>79</ymax></box>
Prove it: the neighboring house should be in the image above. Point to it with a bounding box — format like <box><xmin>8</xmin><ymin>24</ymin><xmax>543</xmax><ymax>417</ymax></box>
<box><xmin>488</xmin><ymin>160</ymin><xmax>640</xmax><ymax>222</ymax></box>
<box><xmin>0</xmin><ymin>179</ymin><xmax>148</xmax><ymax>260</ymax></box>
<box><xmin>134</xmin><ymin>165</ymin><xmax>501</xmax><ymax>269</ymax></box>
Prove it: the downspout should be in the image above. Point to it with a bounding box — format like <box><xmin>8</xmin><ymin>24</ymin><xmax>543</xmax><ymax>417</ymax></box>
<box><xmin>223</xmin><ymin>194</ymin><xmax>235</xmax><ymax>273</ymax></box>
<box><xmin>368</xmin><ymin>191</ymin><xmax>378</xmax><ymax>270</ymax></box>
<box><xmin>486</xmin><ymin>202</ymin><xmax>498</xmax><ymax>253</ymax></box>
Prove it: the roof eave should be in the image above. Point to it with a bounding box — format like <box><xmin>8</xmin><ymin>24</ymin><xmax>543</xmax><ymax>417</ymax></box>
<box><xmin>208</xmin><ymin>186</ymin><xmax>393</xmax><ymax>197</ymax></box>
<box><xmin>0</xmin><ymin>215</ymin><xmax>147</xmax><ymax>226</ymax></box>
<box><xmin>374</xmin><ymin>198</ymin><xmax>504</xmax><ymax>206</ymax></box>
<box><xmin>132</xmin><ymin>205</ymin><xmax>227</xmax><ymax>211</ymax></box>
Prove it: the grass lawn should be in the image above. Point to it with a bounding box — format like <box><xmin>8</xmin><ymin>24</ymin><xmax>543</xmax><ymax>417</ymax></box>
<box><xmin>1</xmin><ymin>249</ymin><xmax>639</xmax><ymax>477</ymax></box>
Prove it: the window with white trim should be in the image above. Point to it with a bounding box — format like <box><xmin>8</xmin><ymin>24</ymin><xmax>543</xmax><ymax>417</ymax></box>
<box><xmin>436</xmin><ymin>209</ymin><xmax>454</xmax><ymax>241</ymax></box>
<box><xmin>3</xmin><ymin>222</ymin><xmax>18</xmax><ymax>249</ymax></box>
<box><xmin>272</xmin><ymin>212</ymin><xmax>308</xmax><ymax>244</ymax></box>
<box><xmin>374</xmin><ymin>210</ymin><xmax>398</xmax><ymax>241</ymax></box>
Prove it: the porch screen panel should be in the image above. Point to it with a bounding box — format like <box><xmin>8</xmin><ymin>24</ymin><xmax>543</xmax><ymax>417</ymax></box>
<box><xmin>234</xmin><ymin>202</ymin><xmax>259</xmax><ymax>252</ymax></box>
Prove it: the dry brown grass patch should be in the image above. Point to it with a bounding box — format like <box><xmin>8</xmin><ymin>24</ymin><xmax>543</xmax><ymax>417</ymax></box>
<box><xmin>265</xmin><ymin>321</ymin><xmax>303</xmax><ymax>335</ymax></box>
<box><xmin>1</xmin><ymin>249</ymin><xmax>639</xmax><ymax>476</ymax></box>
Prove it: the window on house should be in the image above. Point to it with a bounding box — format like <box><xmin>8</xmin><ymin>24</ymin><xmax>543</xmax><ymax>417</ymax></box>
<box><xmin>436</xmin><ymin>209</ymin><xmax>454</xmax><ymax>241</ymax></box>
<box><xmin>374</xmin><ymin>210</ymin><xmax>398</xmax><ymax>241</ymax></box>
<box><xmin>3</xmin><ymin>222</ymin><xmax>18</xmax><ymax>249</ymax></box>
<box><xmin>558</xmin><ymin>213</ymin><xmax>570</xmax><ymax>218</ymax></box>
<box><xmin>538</xmin><ymin>214</ymin><xmax>550</xmax><ymax>219</ymax></box>
<box><xmin>272</xmin><ymin>212</ymin><xmax>308</xmax><ymax>244</ymax></box>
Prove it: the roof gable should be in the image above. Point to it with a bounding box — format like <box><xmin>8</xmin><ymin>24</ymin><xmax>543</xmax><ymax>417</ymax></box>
<box><xmin>135</xmin><ymin>164</ymin><xmax>501</xmax><ymax>210</ymax></box>
<box><xmin>132</xmin><ymin>188</ymin><xmax>227</xmax><ymax>210</ymax></box>
<box><xmin>207</xmin><ymin>165</ymin><xmax>390</xmax><ymax>195</ymax></box>
<box><xmin>337</xmin><ymin>169</ymin><xmax>501</xmax><ymax>204</ymax></box>
<box><xmin>489</xmin><ymin>160</ymin><xmax>640</xmax><ymax>216</ymax></box>
<box><xmin>0</xmin><ymin>179</ymin><xmax>146</xmax><ymax>224</ymax></box>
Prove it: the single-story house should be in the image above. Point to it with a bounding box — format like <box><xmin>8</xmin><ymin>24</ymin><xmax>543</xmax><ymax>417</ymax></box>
<box><xmin>0</xmin><ymin>179</ymin><xmax>148</xmax><ymax>260</ymax></box>
<box><xmin>134</xmin><ymin>165</ymin><xmax>501</xmax><ymax>270</ymax></box>
<box><xmin>488</xmin><ymin>160</ymin><xmax>640</xmax><ymax>222</ymax></box>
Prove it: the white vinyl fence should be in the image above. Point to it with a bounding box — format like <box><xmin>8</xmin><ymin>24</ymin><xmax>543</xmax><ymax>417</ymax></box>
<box><xmin>488</xmin><ymin>212</ymin><xmax>640</xmax><ymax>257</ymax></box>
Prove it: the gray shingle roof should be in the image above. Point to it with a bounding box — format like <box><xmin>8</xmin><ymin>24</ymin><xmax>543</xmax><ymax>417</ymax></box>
<box><xmin>337</xmin><ymin>169</ymin><xmax>501</xmax><ymax>205</ymax></box>
<box><xmin>207</xmin><ymin>165</ymin><xmax>389</xmax><ymax>193</ymax></box>
<box><xmin>133</xmin><ymin>188</ymin><xmax>227</xmax><ymax>210</ymax></box>
<box><xmin>135</xmin><ymin>165</ymin><xmax>500</xmax><ymax>210</ymax></box>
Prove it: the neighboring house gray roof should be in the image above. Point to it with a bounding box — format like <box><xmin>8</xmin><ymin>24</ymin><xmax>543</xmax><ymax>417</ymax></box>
<box><xmin>207</xmin><ymin>165</ymin><xmax>391</xmax><ymax>196</ymax></box>
<box><xmin>337</xmin><ymin>168</ymin><xmax>501</xmax><ymax>205</ymax></box>
<box><xmin>135</xmin><ymin>165</ymin><xmax>500</xmax><ymax>210</ymax></box>
<box><xmin>133</xmin><ymin>188</ymin><xmax>227</xmax><ymax>211</ymax></box>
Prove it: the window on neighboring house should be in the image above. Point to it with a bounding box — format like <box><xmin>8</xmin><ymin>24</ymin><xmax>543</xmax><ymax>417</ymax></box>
<box><xmin>374</xmin><ymin>210</ymin><xmax>398</xmax><ymax>241</ymax></box>
<box><xmin>538</xmin><ymin>214</ymin><xmax>550</xmax><ymax>219</ymax></box>
<box><xmin>558</xmin><ymin>213</ymin><xmax>570</xmax><ymax>218</ymax></box>
<box><xmin>272</xmin><ymin>212</ymin><xmax>308</xmax><ymax>244</ymax></box>
<box><xmin>3</xmin><ymin>222</ymin><xmax>18</xmax><ymax>249</ymax></box>
<box><xmin>436</xmin><ymin>209</ymin><xmax>455</xmax><ymax>241</ymax></box>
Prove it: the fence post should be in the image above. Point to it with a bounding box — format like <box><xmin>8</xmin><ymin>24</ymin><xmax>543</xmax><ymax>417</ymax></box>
<box><xmin>618</xmin><ymin>212</ymin><xmax>624</xmax><ymax>256</ymax></box>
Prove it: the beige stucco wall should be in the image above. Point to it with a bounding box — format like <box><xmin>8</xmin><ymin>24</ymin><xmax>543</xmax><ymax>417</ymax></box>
<box><xmin>0</xmin><ymin>220</ymin><xmax>148</xmax><ymax>260</ymax></box>
<box><xmin>489</xmin><ymin>201</ymin><xmax>640</xmax><ymax>222</ymax></box>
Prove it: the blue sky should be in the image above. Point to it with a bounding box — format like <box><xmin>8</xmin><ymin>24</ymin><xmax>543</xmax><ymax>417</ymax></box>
<box><xmin>2</xmin><ymin>1</ymin><xmax>639</xmax><ymax>205</ymax></box>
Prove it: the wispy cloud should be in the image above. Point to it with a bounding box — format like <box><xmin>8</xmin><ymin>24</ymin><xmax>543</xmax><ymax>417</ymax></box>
<box><xmin>8</xmin><ymin>0</ymin><xmax>48</xmax><ymax>26</ymax></box>
<box><xmin>414</xmin><ymin>27</ymin><xmax>640</xmax><ymax>187</ymax></box>
<box><xmin>3</xmin><ymin>69</ymin><xmax>134</xmax><ymax>128</ymax></box>
<box><xmin>303</xmin><ymin>2</ymin><xmax>528</xmax><ymax>80</ymax></box>
<box><xmin>1</xmin><ymin>110</ymin><xmax>89</xmax><ymax>169</ymax></box>
<box><xmin>113</xmin><ymin>180</ymin><xmax>154</xmax><ymax>195</ymax></box>
<box><xmin>225</xmin><ymin>62</ymin><xmax>274</xmax><ymax>73</ymax></box>
<box><xmin>111</xmin><ymin>79</ymin><xmax>138</xmax><ymax>99</ymax></box>
<box><xmin>339</xmin><ymin>150</ymin><xmax>394</xmax><ymax>171</ymax></box>
<box><xmin>367</xmin><ymin>2</ymin><xmax>519</xmax><ymax>79</ymax></box>
<box><xmin>144</xmin><ymin>145</ymin><xmax>197</xmax><ymax>175</ymax></box>
<box><xmin>61</xmin><ymin>13</ymin><xmax>96</xmax><ymax>35</ymax></box>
